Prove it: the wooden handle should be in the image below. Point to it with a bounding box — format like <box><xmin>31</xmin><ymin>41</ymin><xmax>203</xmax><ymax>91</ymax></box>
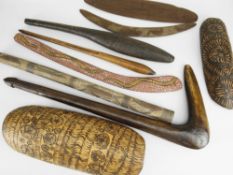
<box><xmin>0</xmin><ymin>52</ymin><xmax>174</xmax><ymax>122</ymax></box>
<box><xmin>4</xmin><ymin>65</ymin><xmax>210</xmax><ymax>149</ymax></box>
<box><xmin>24</xmin><ymin>18</ymin><xmax>174</xmax><ymax>62</ymax></box>
<box><xmin>19</xmin><ymin>29</ymin><xmax>155</xmax><ymax>75</ymax></box>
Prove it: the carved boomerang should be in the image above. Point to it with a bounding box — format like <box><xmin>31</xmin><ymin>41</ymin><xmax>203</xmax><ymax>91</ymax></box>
<box><xmin>19</xmin><ymin>29</ymin><xmax>155</xmax><ymax>75</ymax></box>
<box><xmin>80</xmin><ymin>9</ymin><xmax>197</xmax><ymax>37</ymax></box>
<box><xmin>4</xmin><ymin>65</ymin><xmax>210</xmax><ymax>149</ymax></box>
<box><xmin>14</xmin><ymin>33</ymin><xmax>182</xmax><ymax>93</ymax></box>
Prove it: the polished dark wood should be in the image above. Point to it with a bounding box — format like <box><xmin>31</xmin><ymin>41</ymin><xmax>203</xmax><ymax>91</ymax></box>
<box><xmin>201</xmin><ymin>18</ymin><xmax>233</xmax><ymax>109</ymax></box>
<box><xmin>4</xmin><ymin>65</ymin><xmax>210</xmax><ymax>149</ymax></box>
<box><xmin>3</xmin><ymin>106</ymin><xmax>145</xmax><ymax>175</ymax></box>
<box><xmin>84</xmin><ymin>0</ymin><xmax>198</xmax><ymax>23</ymax></box>
<box><xmin>0</xmin><ymin>52</ymin><xmax>174</xmax><ymax>122</ymax></box>
<box><xmin>80</xmin><ymin>9</ymin><xmax>197</xmax><ymax>37</ymax></box>
<box><xmin>24</xmin><ymin>18</ymin><xmax>174</xmax><ymax>62</ymax></box>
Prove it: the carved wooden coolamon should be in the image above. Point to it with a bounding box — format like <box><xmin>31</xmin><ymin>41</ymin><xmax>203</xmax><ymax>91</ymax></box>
<box><xmin>201</xmin><ymin>18</ymin><xmax>233</xmax><ymax>109</ymax></box>
<box><xmin>3</xmin><ymin>106</ymin><xmax>145</xmax><ymax>175</ymax></box>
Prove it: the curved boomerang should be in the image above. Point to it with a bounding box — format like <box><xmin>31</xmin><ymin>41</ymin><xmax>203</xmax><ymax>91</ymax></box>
<box><xmin>14</xmin><ymin>33</ymin><xmax>182</xmax><ymax>93</ymax></box>
<box><xmin>80</xmin><ymin>9</ymin><xmax>196</xmax><ymax>37</ymax></box>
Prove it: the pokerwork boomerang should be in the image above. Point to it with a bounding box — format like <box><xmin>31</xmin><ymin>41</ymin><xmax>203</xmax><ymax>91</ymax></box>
<box><xmin>14</xmin><ymin>33</ymin><xmax>182</xmax><ymax>93</ymax></box>
<box><xmin>80</xmin><ymin>9</ymin><xmax>197</xmax><ymax>37</ymax></box>
<box><xmin>4</xmin><ymin>65</ymin><xmax>210</xmax><ymax>149</ymax></box>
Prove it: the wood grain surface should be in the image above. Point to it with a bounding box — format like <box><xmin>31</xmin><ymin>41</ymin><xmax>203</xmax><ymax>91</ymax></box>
<box><xmin>84</xmin><ymin>0</ymin><xmax>198</xmax><ymax>23</ymax></box>
<box><xmin>80</xmin><ymin>9</ymin><xmax>196</xmax><ymax>37</ymax></box>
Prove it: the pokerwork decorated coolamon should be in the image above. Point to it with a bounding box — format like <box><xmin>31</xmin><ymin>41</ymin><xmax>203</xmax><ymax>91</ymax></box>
<box><xmin>201</xmin><ymin>18</ymin><xmax>233</xmax><ymax>109</ymax></box>
<box><xmin>3</xmin><ymin>106</ymin><xmax>145</xmax><ymax>175</ymax></box>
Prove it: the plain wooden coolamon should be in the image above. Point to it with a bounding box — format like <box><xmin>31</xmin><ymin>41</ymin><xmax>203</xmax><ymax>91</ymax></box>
<box><xmin>3</xmin><ymin>106</ymin><xmax>145</xmax><ymax>175</ymax></box>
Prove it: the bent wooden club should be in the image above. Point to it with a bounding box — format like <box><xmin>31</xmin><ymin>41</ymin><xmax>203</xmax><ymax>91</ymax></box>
<box><xmin>4</xmin><ymin>65</ymin><xmax>210</xmax><ymax>149</ymax></box>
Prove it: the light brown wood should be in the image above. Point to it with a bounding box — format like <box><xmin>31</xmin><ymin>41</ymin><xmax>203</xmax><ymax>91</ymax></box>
<box><xmin>19</xmin><ymin>30</ymin><xmax>155</xmax><ymax>75</ymax></box>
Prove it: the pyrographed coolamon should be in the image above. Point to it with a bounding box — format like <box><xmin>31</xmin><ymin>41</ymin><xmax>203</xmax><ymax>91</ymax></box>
<box><xmin>3</xmin><ymin>106</ymin><xmax>145</xmax><ymax>175</ymax></box>
<box><xmin>201</xmin><ymin>18</ymin><xmax>233</xmax><ymax>109</ymax></box>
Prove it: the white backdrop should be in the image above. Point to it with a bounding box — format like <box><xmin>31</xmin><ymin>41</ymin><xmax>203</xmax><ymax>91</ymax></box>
<box><xmin>0</xmin><ymin>0</ymin><xmax>232</xmax><ymax>174</ymax></box>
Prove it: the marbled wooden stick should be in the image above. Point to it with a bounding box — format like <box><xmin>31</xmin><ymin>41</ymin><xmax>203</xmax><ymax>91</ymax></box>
<box><xmin>0</xmin><ymin>52</ymin><xmax>174</xmax><ymax>122</ymax></box>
